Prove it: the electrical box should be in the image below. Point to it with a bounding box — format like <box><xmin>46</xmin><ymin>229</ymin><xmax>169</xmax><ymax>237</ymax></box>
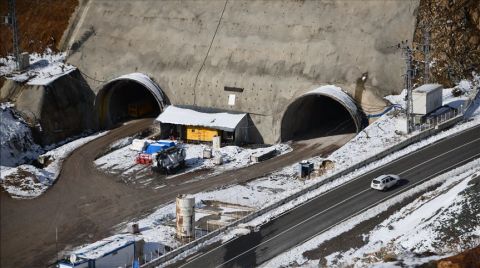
<box><xmin>412</xmin><ymin>84</ymin><xmax>443</xmax><ymax>115</ymax></box>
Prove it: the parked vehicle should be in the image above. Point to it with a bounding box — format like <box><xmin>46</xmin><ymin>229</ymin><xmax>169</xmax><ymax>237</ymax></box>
<box><xmin>152</xmin><ymin>146</ymin><xmax>186</xmax><ymax>174</ymax></box>
<box><xmin>371</xmin><ymin>174</ymin><xmax>400</xmax><ymax>191</ymax></box>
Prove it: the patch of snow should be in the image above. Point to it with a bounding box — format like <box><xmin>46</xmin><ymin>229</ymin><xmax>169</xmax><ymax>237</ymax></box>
<box><xmin>156</xmin><ymin>105</ymin><xmax>246</xmax><ymax>132</ymax></box>
<box><xmin>261</xmin><ymin>159</ymin><xmax>480</xmax><ymax>268</ymax></box>
<box><xmin>457</xmin><ymin>79</ymin><xmax>473</xmax><ymax>94</ymax></box>
<box><xmin>384</xmin><ymin>89</ymin><xmax>407</xmax><ymax>108</ymax></box>
<box><xmin>68</xmin><ymin>234</ymin><xmax>135</xmax><ymax>260</ymax></box>
<box><xmin>1</xmin><ymin>131</ymin><xmax>107</xmax><ymax>198</ymax></box>
<box><xmin>0</xmin><ymin>104</ymin><xmax>43</xmax><ymax>167</ymax></box>
<box><xmin>323</xmin><ymin>165</ymin><xmax>480</xmax><ymax>267</ymax></box>
<box><xmin>95</xmin><ymin>142</ymin><xmax>291</xmax><ymax>180</ymax></box>
<box><xmin>0</xmin><ymin>49</ymin><xmax>76</xmax><ymax>86</ymax></box>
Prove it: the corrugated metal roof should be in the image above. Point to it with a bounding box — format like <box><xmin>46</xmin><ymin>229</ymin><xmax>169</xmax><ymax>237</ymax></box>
<box><xmin>156</xmin><ymin>105</ymin><xmax>246</xmax><ymax>132</ymax></box>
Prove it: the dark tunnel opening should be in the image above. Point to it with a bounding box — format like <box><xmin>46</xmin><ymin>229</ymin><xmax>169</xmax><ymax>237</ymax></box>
<box><xmin>281</xmin><ymin>95</ymin><xmax>357</xmax><ymax>142</ymax></box>
<box><xmin>105</xmin><ymin>80</ymin><xmax>161</xmax><ymax>126</ymax></box>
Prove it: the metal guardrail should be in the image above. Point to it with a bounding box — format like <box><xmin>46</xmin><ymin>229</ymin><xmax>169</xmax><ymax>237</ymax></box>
<box><xmin>412</xmin><ymin>105</ymin><xmax>464</xmax><ymax>132</ymax></box>
<box><xmin>141</xmin><ymin>87</ymin><xmax>480</xmax><ymax>268</ymax></box>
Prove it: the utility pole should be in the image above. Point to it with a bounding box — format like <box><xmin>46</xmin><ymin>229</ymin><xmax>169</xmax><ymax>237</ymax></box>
<box><xmin>422</xmin><ymin>26</ymin><xmax>431</xmax><ymax>84</ymax></box>
<box><xmin>8</xmin><ymin>0</ymin><xmax>20</xmax><ymax>70</ymax></box>
<box><xmin>400</xmin><ymin>40</ymin><xmax>414</xmax><ymax>133</ymax></box>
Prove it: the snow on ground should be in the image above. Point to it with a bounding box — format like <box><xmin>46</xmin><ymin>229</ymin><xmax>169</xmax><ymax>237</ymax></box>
<box><xmin>324</xmin><ymin>166</ymin><xmax>480</xmax><ymax>267</ymax></box>
<box><xmin>0</xmin><ymin>103</ymin><xmax>43</xmax><ymax>167</ymax></box>
<box><xmin>0</xmin><ymin>49</ymin><xmax>76</xmax><ymax>85</ymax></box>
<box><xmin>330</xmin><ymin>81</ymin><xmax>478</xmax><ymax>171</ymax></box>
<box><xmin>261</xmin><ymin>159</ymin><xmax>480</xmax><ymax>268</ymax></box>
<box><xmin>94</xmin><ymin>142</ymin><xmax>291</xmax><ymax>182</ymax></box>
<box><xmin>0</xmin><ymin>131</ymin><xmax>106</xmax><ymax>198</ymax></box>
<box><xmin>72</xmin><ymin>78</ymin><xmax>480</xmax><ymax>265</ymax></box>
<box><xmin>156</xmin><ymin>105</ymin><xmax>246</xmax><ymax>131</ymax></box>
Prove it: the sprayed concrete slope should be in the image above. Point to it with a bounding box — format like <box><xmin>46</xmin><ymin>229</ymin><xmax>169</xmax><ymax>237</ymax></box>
<box><xmin>67</xmin><ymin>0</ymin><xmax>419</xmax><ymax>143</ymax></box>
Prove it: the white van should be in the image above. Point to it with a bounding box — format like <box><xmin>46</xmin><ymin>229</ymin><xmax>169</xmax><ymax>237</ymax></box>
<box><xmin>371</xmin><ymin>174</ymin><xmax>400</xmax><ymax>191</ymax></box>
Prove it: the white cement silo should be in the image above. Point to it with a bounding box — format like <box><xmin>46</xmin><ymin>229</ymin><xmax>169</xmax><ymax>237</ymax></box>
<box><xmin>176</xmin><ymin>195</ymin><xmax>195</xmax><ymax>240</ymax></box>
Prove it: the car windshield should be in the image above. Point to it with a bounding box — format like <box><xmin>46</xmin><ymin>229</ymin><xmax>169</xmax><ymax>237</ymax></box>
<box><xmin>372</xmin><ymin>179</ymin><xmax>380</xmax><ymax>184</ymax></box>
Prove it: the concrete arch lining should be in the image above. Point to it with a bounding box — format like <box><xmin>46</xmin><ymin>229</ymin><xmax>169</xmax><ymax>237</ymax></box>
<box><xmin>280</xmin><ymin>85</ymin><xmax>362</xmax><ymax>142</ymax></box>
<box><xmin>95</xmin><ymin>72</ymin><xmax>166</xmax><ymax>128</ymax></box>
<box><xmin>302</xmin><ymin>85</ymin><xmax>362</xmax><ymax>132</ymax></box>
<box><xmin>105</xmin><ymin>73</ymin><xmax>166</xmax><ymax>111</ymax></box>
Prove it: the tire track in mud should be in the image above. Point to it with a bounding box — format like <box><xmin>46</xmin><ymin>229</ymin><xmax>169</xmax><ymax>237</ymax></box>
<box><xmin>0</xmin><ymin>118</ymin><xmax>353</xmax><ymax>267</ymax></box>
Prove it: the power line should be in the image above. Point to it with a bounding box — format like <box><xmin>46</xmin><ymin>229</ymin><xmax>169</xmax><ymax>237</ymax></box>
<box><xmin>7</xmin><ymin>0</ymin><xmax>20</xmax><ymax>70</ymax></box>
<box><xmin>422</xmin><ymin>26</ymin><xmax>431</xmax><ymax>84</ymax></box>
<box><xmin>400</xmin><ymin>40</ymin><xmax>414</xmax><ymax>133</ymax></box>
<box><xmin>78</xmin><ymin>69</ymin><xmax>109</xmax><ymax>83</ymax></box>
<box><xmin>192</xmin><ymin>0</ymin><xmax>228</xmax><ymax>106</ymax></box>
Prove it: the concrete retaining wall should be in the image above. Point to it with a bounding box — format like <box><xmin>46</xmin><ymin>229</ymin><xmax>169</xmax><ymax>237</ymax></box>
<box><xmin>66</xmin><ymin>0</ymin><xmax>419</xmax><ymax>144</ymax></box>
<box><xmin>0</xmin><ymin>70</ymin><xmax>96</xmax><ymax>145</ymax></box>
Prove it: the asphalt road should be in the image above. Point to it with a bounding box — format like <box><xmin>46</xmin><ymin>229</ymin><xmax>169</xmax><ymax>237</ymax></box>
<box><xmin>0</xmin><ymin>119</ymin><xmax>351</xmax><ymax>267</ymax></box>
<box><xmin>180</xmin><ymin>124</ymin><xmax>480</xmax><ymax>268</ymax></box>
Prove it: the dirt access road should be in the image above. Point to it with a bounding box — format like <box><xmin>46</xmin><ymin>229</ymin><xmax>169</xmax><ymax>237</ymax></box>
<box><xmin>0</xmin><ymin>119</ymin><xmax>353</xmax><ymax>267</ymax></box>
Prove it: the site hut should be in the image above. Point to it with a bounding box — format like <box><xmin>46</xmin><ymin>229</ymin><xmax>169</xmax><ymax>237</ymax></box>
<box><xmin>155</xmin><ymin>105</ymin><xmax>249</xmax><ymax>145</ymax></box>
<box><xmin>58</xmin><ymin>235</ymin><xmax>141</xmax><ymax>268</ymax></box>
<box><xmin>412</xmin><ymin>84</ymin><xmax>443</xmax><ymax>124</ymax></box>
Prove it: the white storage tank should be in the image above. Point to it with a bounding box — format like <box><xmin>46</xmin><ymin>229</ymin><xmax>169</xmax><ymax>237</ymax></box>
<box><xmin>176</xmin><ymin>195</ymin><xmax>195</xmax><ymax>240</ymax></box>
<box><xmin>412</xmin><ymin>84</ymin><xmax>443</xmax><ymax>115</ymax></box>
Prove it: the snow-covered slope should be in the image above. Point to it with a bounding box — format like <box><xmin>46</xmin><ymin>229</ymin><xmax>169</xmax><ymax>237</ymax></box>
<box><xmin>324</xmin><ymin>167</ymin><xmax>480</xmax><ymax>267</ymax></box>
<box><xmin>1</xmin><ymin>131</ymin><xmax>106</xmax><ymax>198</ymax></box>
<box><xmin>0</xmin><ymin>49</ymin><xmax>76</xmax><ymax>85</ymax></box>
<box><xmin>1</xmin><ymin>101</ymin><xmax>109</xmax><ymax>198</ymax></box>
<box><xmin>0</xmin><ymin>103</ymin><xmax>43</xmax><ymax>167</ymax></box>
<box><xmin>260</xmin><ymin>160</ymin><xmax>480</xmax><ymax>268</ymax></box>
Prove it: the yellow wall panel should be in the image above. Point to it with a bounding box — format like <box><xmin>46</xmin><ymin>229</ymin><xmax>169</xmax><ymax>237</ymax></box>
<box><xmin>186</xmin><ymin>126</ymin><xmax>220</xmax><ymax>142</ymax></box>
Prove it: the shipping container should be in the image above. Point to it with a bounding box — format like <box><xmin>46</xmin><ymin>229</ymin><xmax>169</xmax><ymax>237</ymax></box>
<box><xmin>186</xmin><ymin>126</ymin><xmax>220</xmax><ymax>142</ymax></box>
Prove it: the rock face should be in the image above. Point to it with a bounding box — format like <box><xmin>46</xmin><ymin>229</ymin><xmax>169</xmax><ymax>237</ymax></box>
<box><xmin>413</xmin><ymin>0</ymin><xmax>480</xmax><ymax>87</ymax></box>
<box><xmin>66</xmin><ymin>0</ymin><xmax>419</xmax><ymax>143</ymax></box>
<box><xmin>0</xmin><ymin>70</ymin><xmax>96</xmax><ymax>145</ymax></box>
<box><xmin>0</xmin><ymin>0</ymin><xmax>78</xmax><ymax>58</ymax></box>
<box><xmin>437</xmin><ymin>245</ymin><xmax>480</xmax><ymax>268</ymax></box>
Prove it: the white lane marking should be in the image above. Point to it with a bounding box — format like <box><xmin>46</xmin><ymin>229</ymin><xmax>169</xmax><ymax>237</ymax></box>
<box><xmin>178</xmin><ymin>188</ymin><xmax>370</xmax><ymax>268</ymax></box>
<box><xmin>398</xmin><ymin>136</ymin><xmax>480</xmax><ymax>176</ymax></box>
<box><xmin>286</xmin><ymin>152</ymin><xmax>480</xmax><ymax>258</ymax></box>
<box><xmin>266</xmin><ymin>132</ymin><xmax>480</xmax><ymax>224</ymax></box>
<box><xmin>214</xmin><ymin>188</ymin><xmax>371</xmax><ymax>267</ymax></box>
<box><xmin>217</xmin><ymin>152</ymin><xmax>480</xmax><ymax>267</ymax></box>
<box><xmin>180</xmin><ymin>126</ymin><xmax>480</xmax><ymax>267</ymax></box>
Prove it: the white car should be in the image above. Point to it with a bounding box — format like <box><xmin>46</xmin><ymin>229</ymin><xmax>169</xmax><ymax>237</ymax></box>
<box><xmin>371</xmin><ymin>174</ymin><xmax>400</xmax><ymax>191</ymax></box>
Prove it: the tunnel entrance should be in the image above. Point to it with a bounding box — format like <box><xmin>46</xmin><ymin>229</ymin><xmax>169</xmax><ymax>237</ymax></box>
<box><xmin>281</xmin><ymin>86</ymin><xmax>362</xmax><ymax>142</ymax></box>
<box><xmin>96</xmin><ymin>73</ymin><xmax>166</xmax><ymax>129</ymax></box>
<box><xmin>107</xmin><ymin>80</ymin><xmax>160</xmax><ymax>124</ymax></box>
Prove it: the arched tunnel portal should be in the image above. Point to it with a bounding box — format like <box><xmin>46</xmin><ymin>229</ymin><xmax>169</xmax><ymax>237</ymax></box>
<box><xmin>95</xmin><ymin>73</ymin><xmax>166</xmax><ymax>129</ymax></box>
<box><xmin>281</xmin><ymin>86</ymin><xmax>363</xmax><ymax>142</ymax></box>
